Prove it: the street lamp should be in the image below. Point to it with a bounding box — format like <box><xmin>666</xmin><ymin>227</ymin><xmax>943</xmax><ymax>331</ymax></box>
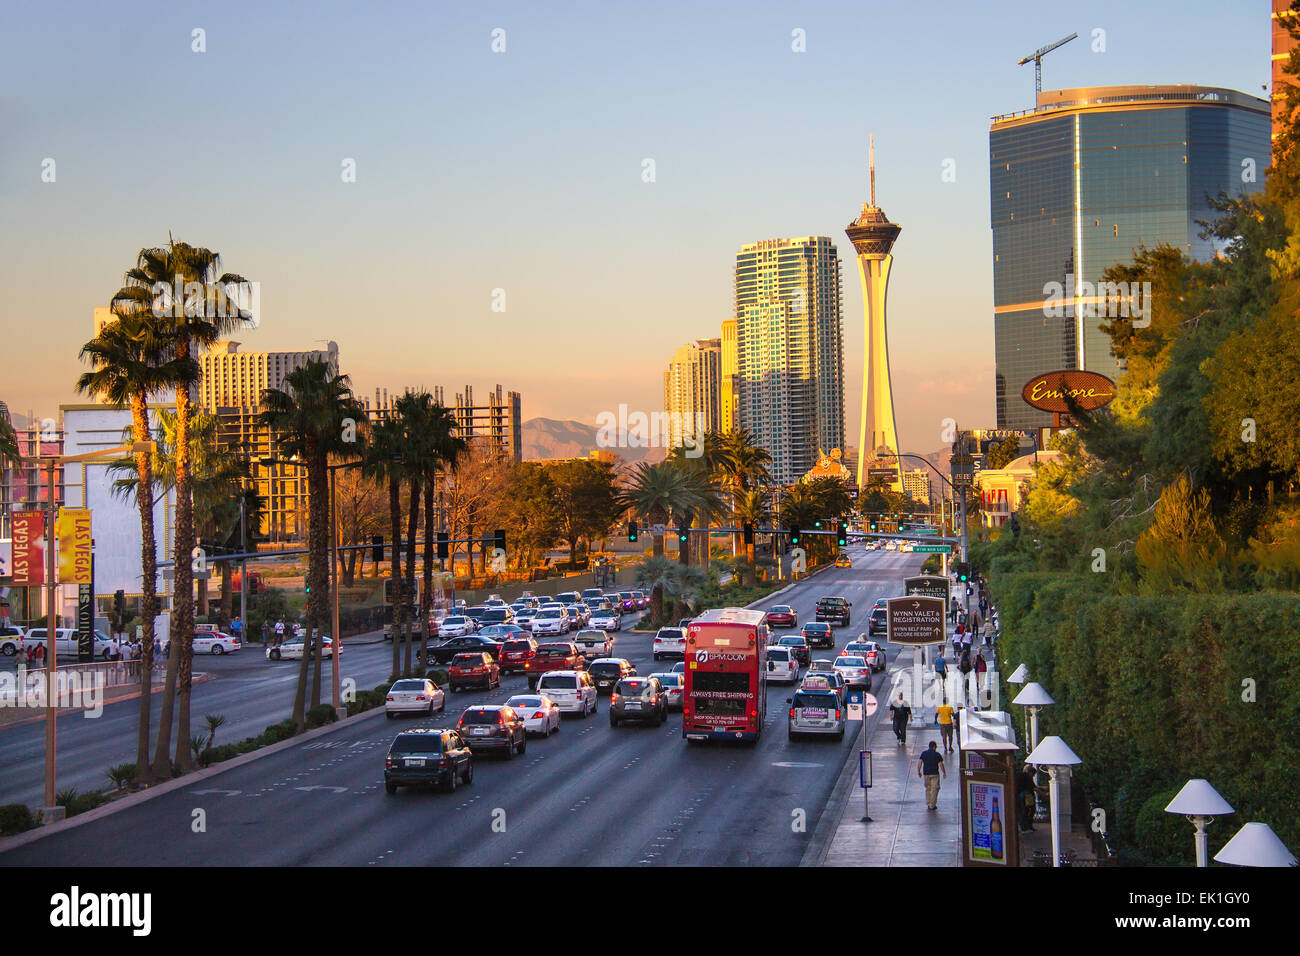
<box><xmin>1007</xmin><ymin>664</ymin><xmax>1029</xmax><ymax>751</ymax></box>
<box><xmin>1025</xmin><ymin>735</ymin><xmax>1082</xmax><ymax>867</ymax></box>
<box><xmin>1213</xmin><ymin>822</ymin><xmax>1297</xmax><ymax>868</ymax></box>
<box><xmin>1011</xmin><ymin>682</ymin><xmax>1053</xmax><ymax>753</ymax></box>
<box><xmin>1164</xmin><ymin>779</ymin><xmax>1234</xmax><ymax>867</ymax></box>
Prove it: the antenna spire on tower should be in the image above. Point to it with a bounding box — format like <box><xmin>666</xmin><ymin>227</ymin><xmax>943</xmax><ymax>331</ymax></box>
<box><xmin>869</xmin><ymin>132</ymin><xmax>876</xmax><ymax>207</ymax></box>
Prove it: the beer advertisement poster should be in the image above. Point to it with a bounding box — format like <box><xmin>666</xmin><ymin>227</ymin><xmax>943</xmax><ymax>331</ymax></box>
<box><xmin>966</xmin><ymin>780</ymin><xmax>1007</xmax><ymax>864</ymax></box>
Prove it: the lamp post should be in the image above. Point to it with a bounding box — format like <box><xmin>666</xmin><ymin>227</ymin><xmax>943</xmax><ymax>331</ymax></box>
<box><xmin>1011</xmin><ymin>681</ymin><xmax>1053</xmax><ymax>753</ymax></box>
<box><xmin>1007</xmin><ymin>664</ymin><xmax>1029</xmax><ymax>750</ymax></box>
<box><xmin>1164</xmin><ymin>779</ymin><xmax>1234</xmax><ymax>867</ymax></box>
<box><xmin>1213</xmin><ymin>822</ymin><xmax>1296</xmax><ymax>868</ymax></box>
<box><xmin>1025</xmin><ymin>735</ymin><xmax>1082</xmax><ymax>867</ymax></box>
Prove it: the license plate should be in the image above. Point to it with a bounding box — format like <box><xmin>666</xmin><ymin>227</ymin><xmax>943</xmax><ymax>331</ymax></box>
<box><xmin>405</xmin><ymin>758</ymin><xmax>425</xmax><ymax>767</ymax></box>
<box><xmin>472</xmin><ymin>727</ymin><xmax>490</xmax><ymax>735</ymax></box>
<box><xmin>626</xmin><ymin>701</ymin><xmax>642</xmax><ymax>709</ymax></box>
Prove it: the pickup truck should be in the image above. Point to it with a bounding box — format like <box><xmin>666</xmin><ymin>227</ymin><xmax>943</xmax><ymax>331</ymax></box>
<box><xmin>815</xmin><ymin>596</ymin><xmax>852</xmax><ymax>627</ymax></box>
<box><xmin>425</xmin><ymin>635</ymin><xmax>502</xmax><ymax>666</ymax></box>
<box><xmin>524</xmin><ymin>642</ymin><xmax>586</xmax><ymax>690</ymax></box>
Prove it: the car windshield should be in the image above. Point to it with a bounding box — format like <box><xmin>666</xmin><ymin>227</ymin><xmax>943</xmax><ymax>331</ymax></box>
<box><xmin>653</xmin><ymin>674</ymin><xmax>681</xmax><ymax>687</ymax></box>
<box><xmin>452</xmin><ymin>654</ymin><xmax>484</xmax><ymax>666</ymax></box>
<box><xmin>392</xmin><ymin>680</ymin><xmax>428</xmax><ymax>691</ymax></box>
<box><xmin>805</xmin><ymin>624</ymin><xmax>829</xmax><ymax>632</ymax></box>
<box><xmin>538</xmin><ymin>644</ymin><xmax>571</xmax><ymax>655</ymax></box>
<box><xmin>657</xmin><ymin>629</ymin><xmax>683</xmax><ymax>639</ymax></box>
<box><xmin>507</xmin><ymin>696</ymin><xmax>542</xmax><ymax>709</ymax></box>
<box><xmin>577</xmin><ymin>630</ymin><xmax>604</xmax><ymax>639</ymax></box>
<box><xmin>538</xmin><ymin>675</ymin><xmax>577</xmax><ymax>690</ymax></box>
<box><xmin>779</xmin><ymin>637</ymin><xmax>805</xmax><ymax>646</ymax></box>
<box><xmin>590</xmin><ymin>662</ymin><xmax>624</xmax><ymax>677</ymax></box>
<box><xmin>460</xmin><ymin>709</ymin><xmax>503</xmax><ymax>725</ymax></box>
<box><xmin>836</xmin><ymin>657</ymin><xmax>866</xmax><ymax>667</ymax></box>
<box><xmin>503</xmin><ymin>640</ymin><xmax>533</xmax><ymax>651</ymax></box>
<box><xmin>615</xmin><ymin>679</ymin><xmax>650</xmax><ymax>696</ymax></box>
<box><xmin>768</xmin><ymin>649</ymin><xmax>790</xmax><ymax>660</ymax></box>
<box><xmin>444</xmin><ymin>617</ymin><xmax>467</xmax><ymax>626</ymax></box>
<box><xmin>482</xmin><ymin>610</ymin><xmax>508</xmax><ymax>622</ymax></box>
<box><xmin>794</xmin><ymin>693</ymin><xmax>837</xmax><ymax>709</ymax></box>
<box><xmin>537</xmin><ymin>610</ymin><xmax>561</xmax><ymax>619</ymax></box>
<box><xmin>390</xmin><ymin>735</ymin><xmax>443</xmax><ymax>755</ymax></box>
<box><xmin>871</xmin><ymin>609</ymin><xmax>886</xmax><ymax>619</ymax></box>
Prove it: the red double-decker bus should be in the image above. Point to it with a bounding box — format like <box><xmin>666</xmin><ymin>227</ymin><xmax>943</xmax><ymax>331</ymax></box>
<box><xmin>682</xmin><ymin>608</ymin><xmax>768</xmax><ymax>743</ymax></box>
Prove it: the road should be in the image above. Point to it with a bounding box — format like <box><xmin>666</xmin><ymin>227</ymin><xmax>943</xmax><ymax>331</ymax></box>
<box><xmin>1</xmin><ymin>546</ymin><xmax>925</xmax><ymax>866</ymax></box>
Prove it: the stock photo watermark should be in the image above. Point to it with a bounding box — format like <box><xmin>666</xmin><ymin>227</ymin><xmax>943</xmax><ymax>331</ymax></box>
<box><xmin>595</xmin><ymin>404</ymin><xmax>707</xmax><ymax>457</ymax></box>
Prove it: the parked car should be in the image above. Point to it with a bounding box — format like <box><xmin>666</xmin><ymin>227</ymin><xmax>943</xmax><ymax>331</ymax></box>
<box><xmin>385</xmin><ymin>728</ymin><xmax>473</xmax><ymax>793</ymax></box>
<box><xmin>588</xmin><ymin>658</ymin><xmax>636</xmax><ymax>695</ymax></box>
<box><xmin>535</xmin><ymin>670</ymin><xmax>598</xmax><ymax>716</ymax></box>
<box><xmin>498</xmin><ymin>636</ymin><xmax>539</xmax><ymax>674</ymax></box>
<box><xmin>815</xmin><ymin>596</ymin><xmax>852</xmax><ymax>627</ymax></box>
<box><xmin>0</xmin><ymin>625</ymin><xmax>26</xmax><ymax>657</ymax></box>
<box><xmin>788</xmin><ymin>688</ymin><xmax>845</xmax><ymax>740</ymax></box>
<box><xmin>766</xmin><ymin>605</ymin><xmax>798</xmax><ymax>628</ymax></box>
<box><xmin>652</xmin><ymin>627</ymin><xmax>687</xmax><ymax>661</ymax></box>
<box><xmin>504</xmin><ymin>694</ymin><xmax>562</xmax><ymax>736</ymax></box>
<box><xmin>764</xmin><ymin>646</ymin><xmax>799</xmax><ymax>683</ymax></box>
<box><xmin>385</xmin><ymin>678</ymin><xmax>447</xmax><ymax>718</ymax></box>
<box><xmin>777</xmin><ymin>635</ymin><xmax>811</xmax><ymax>667</ymax></box>
<box><xmin>609</xmin><ymin>676</ymin><xmax>666</xmax><ymax>727</ymax></box>
<box><xmin>456</xmin><ymin>705</ymin><xmax>527</xmax><ymax>758</ymax></box>
<box><xmin>649</xmin><ymin>671</ymin><xmax>684</xmax><ymax>710</ymax></box>
<box><xmin>193</xmin><ymin>630</ymin><xmax>241</xmax><ymax>655</ymax></box>
<box><xmin>525</xmin><ymin>642</ymin><xmax>586</xmax><ymax>690</ymax></box>
<box><xmin>573</xmin><ymin>628</ymin><xmax>612</xmax><ymax>659</ymax></box>
<box><xmin>589</xmin><ymin>605</ymin><xmax>622</xmax><ymax>631</ymax></box>
<box><xmin>26</xmin><ymin>627</ymin><xmax>121</xmax><ymax>660</ymax></box>
<box><xmin>266</xmin><ymin>635</ymin><xmax>334</xmax><ymax>661</ymax></box>
<box><xmin>448</xmin><ymin>652</ymin><xmax>501</xmax><ymax>692</ymax></box>
<box><xmin>426</xmin><ymin>635</ymin><xmax>503</xmax><ymax>665</ymax></box>
<box><xmin>800</xmin><ymin>621</ymin><xmax>835</xmax><ymax>650</ymax></box>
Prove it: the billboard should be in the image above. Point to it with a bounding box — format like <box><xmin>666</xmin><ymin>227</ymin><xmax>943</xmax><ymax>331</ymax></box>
<box><xmin>11</xmin><ymin>511</ymin><xmax>45</xmax><ymax>585</ymax></box>
<box><xmin>885</xmin><ymin>596</ymin><xmax>946</xmax><ymax>646</ymax></box>
<box><xmin>1020</xmin><ymin>370</ymin><xmax>1116</xmax><ymax>413</ymax></box>
<box><xmin>966</xmin><ymin>780</ymin><xmax>1008</xmax><ymax>864</ymax></box>
<box><xmin>57</xmin><ymin>507</ymin><xmax>93</xmax><ymax>584</ymax></box>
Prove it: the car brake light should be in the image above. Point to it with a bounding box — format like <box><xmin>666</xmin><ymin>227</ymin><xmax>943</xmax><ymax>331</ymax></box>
<box><xmin>385</xmin><ymin>756</ymin><xmax>392</xmax><ymax>769</ymax></box>
<box><xmin>610</xmin><ymin>694</ymin><xmax>621</xmax><ymax>703</ymax></box>
<box><xmin>386</xmin><ymin>695</ymin><xmax>394</xmax><ymax>701</ymax></box>
<box><xmin>533</xmin><ymin>711</ymin><xmax>546</xmax><ymax>718</ymax></box>
<box><xmin>836</xmin><ymin>710</ymin><xmax>842</xmax><ymax>719</ymax></box>
<box><xmin>789</xmin><ymin>709</ymin><xmax>795</xmax><ymax>718</ymax></box>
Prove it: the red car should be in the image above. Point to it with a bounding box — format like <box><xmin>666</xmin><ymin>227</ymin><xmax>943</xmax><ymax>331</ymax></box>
<box><xmin>448</xmin><ymin>652</ymin><xmax>500</xmax><ymax>692</ymax></box>
<box><xmin>525</xmin><ymin>642</ymin><xmax>585</xmax><ymax>690</ymax></box>
<box><xmin>767</xmin><ymin>605</ymin><xmax>798</xmax><ymax>628</ymax></box>
<box><xmin>498</xmin><ymin>637</ymin><xmax>538</xmax><ymax>674</ymax></box>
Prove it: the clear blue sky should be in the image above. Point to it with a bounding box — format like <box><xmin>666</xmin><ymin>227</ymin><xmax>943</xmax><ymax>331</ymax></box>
<box><xmin>0</xmin><ymin>0</ymin><xmax>1272</xmax><ymax>454</ymax></box>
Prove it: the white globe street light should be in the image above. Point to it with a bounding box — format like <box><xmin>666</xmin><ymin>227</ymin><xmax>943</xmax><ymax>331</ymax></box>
<box><xmin>1007</xmin><ymin>664</ymin><xmax>1030</xmax><ymax>749</ymax></box>
<box><xmin>1164</xmin><ymin>779</ymin><xmax>1234</xmax><ymax>867</ymax></box>
<box><xmin>1213</xmin><ymin>822</ymin><xmax>1296</xmax><ymax>868</ymax></box>
<box><xmin>1012</xmin><ymin>682</ymin><xmax>1053</xmax><ymax>752</ymax></box>
<box><xmin>1026</xmin><ymin>735</ymin><xmax>1082</xmax><ymax>868</ymax></box>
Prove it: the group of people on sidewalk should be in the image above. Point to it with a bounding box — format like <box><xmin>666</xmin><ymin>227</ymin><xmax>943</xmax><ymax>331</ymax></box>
<box><xmin>888</xmin><ymin>693</ymin><xmax>953</xmax><ymax>812</ymax></box>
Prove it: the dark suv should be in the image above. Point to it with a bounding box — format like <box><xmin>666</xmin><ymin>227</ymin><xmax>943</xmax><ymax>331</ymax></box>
<box><xmin>588</xmin><ymin>658</ymin><xmax>636</xmax><ymax>695</ymax></box>
<box><xmin>868</xmin><ymin>606</ymin><xmax>888</xmax><ymax>637</ymax></box>
<box><xmin>609</xmin><ymin>676</ymin><xmax>667</xmax><ymax>727</ymax></box>
<box><xmin>457</xmin><ymin>705</ymin><xmax>527</xmax><ymax>758</ymax></box>
<box><xmin>449</xmin><ymin>652</ymin><xmax>500</xmax><ymax>692</ymax></box>
<box><xmin>384</xmin><ymin>729</ymin><xmax>473</xmax><ymax>794</ymax></box>
<box><xmin>815</xmin><ymin>596</ymin><xmax>852</xmax><ymax>626</ymax></box>
<box><xmin>800</xmin><ymin>621</ymin><xmax>834</xmax><ymax>649</ymax></box>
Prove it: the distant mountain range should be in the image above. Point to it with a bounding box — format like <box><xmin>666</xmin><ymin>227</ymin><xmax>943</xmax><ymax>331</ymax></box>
<box><xmin>522</xmin><ymin>418</ymin><xmax>665</xmax><ymax>464</ymax></box>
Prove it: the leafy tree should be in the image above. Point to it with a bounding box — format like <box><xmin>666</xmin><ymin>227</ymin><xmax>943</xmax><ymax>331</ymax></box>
<box><xmin>549</xmin><ymin>459</ymin><xmax>620</xmax><ymax>569</ymax></box>
<box><xmin>1134</xmin><ymin>476</ymin><xmax>1228</xmax><ymax>592</ymax></box>
<box><xmin>984</xmin><ymin>435</ymin><xmax>1020</xmax><ymax>470</ymax></box>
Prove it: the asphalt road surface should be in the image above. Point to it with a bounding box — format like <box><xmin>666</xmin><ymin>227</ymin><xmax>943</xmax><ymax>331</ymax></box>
<box><xmin>2</xmin><ymin>546</ymin><xmax>925</xmax><ymax>866</ymax></box>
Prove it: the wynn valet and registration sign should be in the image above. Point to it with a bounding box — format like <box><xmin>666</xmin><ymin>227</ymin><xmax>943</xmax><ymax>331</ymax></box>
<box><xmin>885</xmin><ymin>596</ymin><xmax>946</xmax><ymax>646</ymax></box>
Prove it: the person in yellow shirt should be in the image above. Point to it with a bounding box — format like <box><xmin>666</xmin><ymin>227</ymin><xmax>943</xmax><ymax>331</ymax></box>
<box><xmin>936</xmin><ymin>701</ymin><xmax>956</xmax><ymax>753</ymax></box>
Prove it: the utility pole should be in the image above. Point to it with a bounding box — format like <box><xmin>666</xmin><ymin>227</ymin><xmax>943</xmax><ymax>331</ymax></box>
<box><xmin>239</xmin><ymin>496</ymin><xmax>247</xmax><ymax>636</ymax></box>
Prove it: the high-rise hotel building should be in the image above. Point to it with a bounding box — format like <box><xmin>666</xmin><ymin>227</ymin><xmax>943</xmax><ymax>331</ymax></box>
<box><xmin>720</xmin><ymin>319</ymin><xmax>739</xmax><ymax>433</ymax></box>
<box><xmin>990</xmin><ymin>85</ymin><xmax>1269</xmax><ymax>429</ymax></box>
<box><xmin>663</xmin><ymin>339</ymin><xmax>722</xmax><ymax>445</ymax></box>
<box><xmin>734</xmin><ymin>236</ymin><xmax>845</xmax><ymax>486</ymax></box>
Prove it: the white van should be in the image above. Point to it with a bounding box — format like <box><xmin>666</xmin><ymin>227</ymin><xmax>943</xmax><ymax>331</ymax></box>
<box><xmin>25</xmin><ymin>628</ymin><xmax>121</xmax><ymax>660</ymax></box>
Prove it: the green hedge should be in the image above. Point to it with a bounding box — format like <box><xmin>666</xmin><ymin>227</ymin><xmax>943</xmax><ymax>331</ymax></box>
<box><xmin>0</xmin><ymin>804</ymin><xmax>35</xmax><ymax>836</ymax></box>
<box><xmin>993</xmin><ymin>576</ymin><xmax>1300</xmax><ymax>865</ymax></box>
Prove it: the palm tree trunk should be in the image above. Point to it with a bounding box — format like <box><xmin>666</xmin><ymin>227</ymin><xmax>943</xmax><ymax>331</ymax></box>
<box><xmin>172</xmin><ymin>373</ymin><xmax>198</xmax><ymax>772</ymax></box>
<box><xmin>389</xmin><ymin>475</ymin><xmax>403</xmax><ymax>679</ymax></box>
<box><xmin>404</xmin><ymin>476</ymin><xmax>420</xmax><ymax>674</ymax></box>
<box><xmin>308</xmin><ymin>453</ymin><xmax>329</xmax><ymax>711</ymax></box>
<box><xmin>421</xmin><ymin>480</ymin><xmax>434</xmax><ymax>677</ymax></box>
<box><xmin>132</xmin><ymin>397</ymin><xmax>158</xmax><ymax>785</ymax></box>
<box><xmin>652</xmin><ymin>534</ymin><xmax>664</xmax><ymax>558</ymax></box>
<box><xmin>218</xmin><ymin>561</ymin><xmax>233</xmax><ymax>629</ymax></box>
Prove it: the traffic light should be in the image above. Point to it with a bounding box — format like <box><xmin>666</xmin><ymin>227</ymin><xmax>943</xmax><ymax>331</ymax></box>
<box><xmin>436</xmin><ymin>531</ymin><xmax>449</xmax><ymax>560</ymax></box>
<box><xmin>813</xmin><ymin>519</ymin><xmax>823</xmax><ymax>530</ymax></box>
<box><xmin>956</xmin><ymin>562</ymin><xmax>969</xmax><ymax>582</ymax></box>
<box><xmin>627</xmin><ymin>521</ymin><xmax>638</xmax><ymax>542</ymax></box>
<box><xmin>837</xmin><ymin>520</ymin><xmax>848</xmax><ymax>547</ymax></box>
<box><xmin>788</xmin><ymin>525</ymin><xmax>801</xmax><ymax>546</ymax></box>
<box><xmin>742</xmin><ymin>522</ymin><xmax>754</xmax><ymax>545</ymax></box>
<box><xmin>371</xmin><ymin>535</ymin><xmax>384</xmax><ymax>563</ymax></box>
<box><xmin>494</xmin><ymin>529</ymin><xmax>506</xmax><ymax>552</ymax></box>
<box><xmin>677</xmin><ymin>523</ymin><xmax>689</xmax><ymax>544</ymax></box>
<box><xmin>869</xmin><ymin>520</ymin><xmax>877</xmax><ymax>532</ymax></box>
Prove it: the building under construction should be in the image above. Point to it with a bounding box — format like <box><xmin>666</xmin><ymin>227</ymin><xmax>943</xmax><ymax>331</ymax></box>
<box><xmin>365</xmin><ymin>384</ymin><xmax>522</xmax><ymax>462</ymax></box>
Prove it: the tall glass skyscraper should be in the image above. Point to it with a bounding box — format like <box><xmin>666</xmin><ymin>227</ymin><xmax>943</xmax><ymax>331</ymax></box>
<box><xmin>990</xmin><ymin>85</ymin><xmax>1269</xmax><ymax>429</ymax></box>
<box><xmin>734</xmin><ymin>236</ymin><xmax>845</xmax><ymax>486</ymax></box>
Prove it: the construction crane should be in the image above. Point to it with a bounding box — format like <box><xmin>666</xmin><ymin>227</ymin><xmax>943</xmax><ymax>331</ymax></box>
<box><xmin>1017</xmin><ymin>32</ymin><xmax>1078</xmax><ymax>97</ymax></box>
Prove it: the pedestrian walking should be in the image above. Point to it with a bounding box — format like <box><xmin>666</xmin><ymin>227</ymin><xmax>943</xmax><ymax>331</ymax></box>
<box><xmin>274</xmin><ymin>619</ymin><xmax>285</xmax><ymax>643</ymax></box>
<box><xmin>970</xmin><ymin>611</ymin><xmax>981</xmax><ymax>641</ymax></box>
<box><xmin>974</xmin><ymin>651</ymin><xmax>988</xmax><ymax>704</ymax></box>
<box><xmin>951</xmin><ymin>622</ymin><xmax>965</xmax><ymax>657</ymax></box>
<box><xmin>936</xmin><ymin>700</ymin><xmax>955</xmax><ymax>752</ymax></box>
<box><xmin>32</xmin><ymin>642</ymin><xmax>45</xmax><ymax>667</ymax></box>
<box><xmin>958</xmin><ymin>649</ymin><xmax>972</xmax><ymax>704</ymax></box>
<box><xmin>918</xmin><ymin>741</ymin><xmax>947</xmax><ymax>810</ymax></box>
<box><xmin>890</xmin><ymin>693</ymin><xmax>912</xmax><ymax>747</ymax></box>
<box><xmin>1015</xmin><ymin>764</ymin><xmax>1043</xmax><ymax>832</ymax></box>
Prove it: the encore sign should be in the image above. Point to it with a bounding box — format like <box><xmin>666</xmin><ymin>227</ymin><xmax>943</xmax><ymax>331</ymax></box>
<box><xmin>1020</xmin><ymin>370</ymin><xmax>1116</xmax><ymax>413</ymax></box>
<box><xmin>11</xmin><ymin>510</ymin><xmax>45</xmax><ymax>586</ymax></box>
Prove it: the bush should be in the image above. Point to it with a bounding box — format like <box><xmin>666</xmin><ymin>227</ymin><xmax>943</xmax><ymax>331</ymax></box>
<box><xmin>56</xmin><ymin>789</ymin><xmax>109</xmax><ymax>818</ymax></box>
<box><xmin>260</xmin><ymin>719</ymin><xmax>299</xmax><ymax>745</ymax></box>
<box><xmin>0</xmin><ymin>804</ymin><xmax>35</xmax><ymax>836</ymax></box>
<box><xmin>429</xmin><ymin>668</ymin><xmax>449</xmax><ymax>687</ymax></box>
<box><xmin>105</xmin><ymin>763</ymin><xmax>138</xmax><ymax>793</ymax></box>
<box><xmin>306</xmin><ymin>704</ymin><xmax>337</xmax><ymax>729</ymax></box>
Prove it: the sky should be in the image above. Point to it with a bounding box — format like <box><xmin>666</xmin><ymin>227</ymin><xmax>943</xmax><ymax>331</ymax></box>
<box><xmin>0</xmin><ymin>0</ymin><xmax>1272</xmax><ymax>455</ymax></box>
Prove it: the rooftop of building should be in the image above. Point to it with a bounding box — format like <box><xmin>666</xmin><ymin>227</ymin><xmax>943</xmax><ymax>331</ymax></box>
<box><xmin>991</xmin><ymin>84</ymin><xmax>1269</xmax><ymax>126</ymax></box>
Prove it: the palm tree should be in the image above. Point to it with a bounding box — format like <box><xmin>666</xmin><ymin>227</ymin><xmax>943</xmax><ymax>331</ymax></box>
<box><xmin>633</xmin><ymin>556</ymin><xmax>706</xmax><ymax>622</ymax></box>
<box><xmin>0</xmin><ymin>405</ymin><xmax>20</xmax><ymax>470</ymax></box>
<box><xmin>415</xmin><ymin>400</ymin><xmax>466</xmax><ymax>676</ymax></box>
<box><xmin>259</xmin><ymin>360</ymin><xmax>366</xmax><ymax>726</ymax></box>
<box><xmin>732</xmin><ymin>488</ymin><xmax>773</xmax><ymax>585</ymax></box>
<box><xmin>77</xmin><ymin>308</ymin><xmax>192</xmax><ymax>784</ymax></box>
<box><xmin>666</xmin><ymin>445</ymin><xmax>724</xmax><ymax>568</ymax></box>
<box><xmin>618</xmin><ymin>461</ymin><xmax>702</xmax><ymax>559</ymax></box>
<box><xmin>364</xmin><ymin>416</ymin><xmax>407</xmax><ymax>679</ymax></box>
<box><xmin>714</xmin><ymin>428</ymin><xmax>773</xmax><ymax>555</ymax></box>
<box><xmin>391</xmin><ymin>392</ymin><xmax>432</xmax><ymax>675</ymax></box>
<box><xmin>111</xmin><ymin>238</ymin><xmax>249</xmax><ymax>774</ymax></box>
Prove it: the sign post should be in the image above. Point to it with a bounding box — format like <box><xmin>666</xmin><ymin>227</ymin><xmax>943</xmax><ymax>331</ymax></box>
<box><xmin>859</xmin><ymin>749</ymin><xmax>873</xmax><ymax>822</ymax></box>
<box><xmin>887</xmin><ymin>596</ymin><xmax>946</xmax><ymax>728</ymax></box>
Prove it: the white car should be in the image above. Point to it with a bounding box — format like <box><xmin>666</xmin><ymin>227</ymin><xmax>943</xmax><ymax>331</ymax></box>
<box><xmin>588</xmin><ymin>606</ymin><xmax>622</xmax><ymax>631</ymax></box>
<box><xmin>649</xmin><ymin>671</ymin><xmax>684</xmax><ymax>710</ymax></box>
<box><xmin>438</xmin><ymin>615</ymin><xmax>476</xmax><ymax>637</ymax></box>
<box><xmin>531</xmin><ymin>607</ymin><xmax>571</xmax><ymax>636</ymax></box>
<box><xmin>193</xmin><ymin>631</ymin><xmax>241</xmax><ymax>655</ymax></box>
<box><xmin>0</xmin><ymin>625</ymin><xmax>27</xmax><ymax>656</ymax></box>
<box><xmin>652</xmin><ymin>627</ymin><xmax>687</xmax><ymax>661</ymax></box>
<box><xmin>573</xmin><ymin>628</ymin><xmax>612</xmax><ymax>658</ymax></box>
<box><xmin>764</xmin><ymin>647</ymin><xmax>799</xmax><ymax>683</ymax></box>
<box><xmin>505</xmin><ymin>694</ymin><xmax>562</xmax><ymax>736</ymax></box>
<box><xmin>266</xmin><ymin>636</ymin><xmax>335</xmax><ymax>660</ymax></box>
<box><xmin>514</xmin><ymin>607</ymin><xmax>538</xmax><ymax>627</ymax></box>
<box><xmin>385</xmin><ymin>678</ymin><xmax>446</xmax><ymax>718</ymax></box>
<box><xmin>833</xmin><ymin>655</ymin><xmax>871</xmax><ymax>688</ymax></box>
<box><xmin>535</xmin><ymin>670</ymin><xmax>597</xmax><ymax>716</ymax></box>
